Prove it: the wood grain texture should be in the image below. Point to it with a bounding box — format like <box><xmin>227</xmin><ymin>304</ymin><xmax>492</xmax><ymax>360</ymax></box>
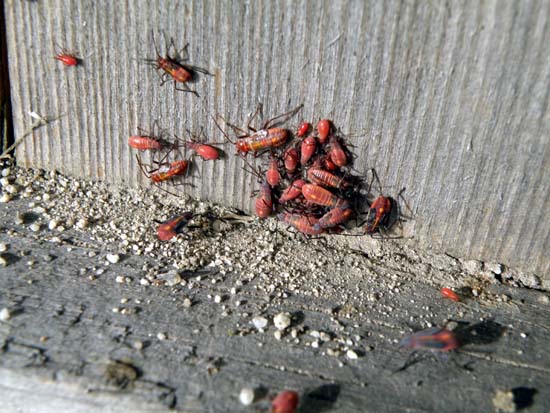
<box><xmin>4</xmin><ymin>0</ymin><xmax>549</xmax><ymax>275</ymax></box>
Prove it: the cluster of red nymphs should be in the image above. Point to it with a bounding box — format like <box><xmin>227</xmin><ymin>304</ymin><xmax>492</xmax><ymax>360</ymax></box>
<box><xmin>216</xmin><ymin>105</ymin><xmax>398</xmax><ymax>237</ymax></box>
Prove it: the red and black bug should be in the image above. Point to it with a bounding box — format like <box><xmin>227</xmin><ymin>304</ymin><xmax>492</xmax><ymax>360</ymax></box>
<box><xmin>215</xmin><ymin>104</ymin><xmax>303</xmax><ymax>155</ymax></box>
<box><xmin>144</xmin><ymin>31</ymin><xmax>212</xmax><ymax>97</ymax></box>
<box><xmin>157</xmin><ymin>213</ymin><xmax>193</xmax><ymax>241</ymax></box>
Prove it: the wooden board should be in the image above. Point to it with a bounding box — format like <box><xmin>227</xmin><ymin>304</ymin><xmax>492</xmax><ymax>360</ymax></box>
<box><xmin>3</xmin><ymin>0</ymin><xmax>549</xmax><ymax>274</ymax></box>
<box><xmin>1</xmin><ymin>193</ymin><xmax>549</xmax><ymax>412</ymax></box>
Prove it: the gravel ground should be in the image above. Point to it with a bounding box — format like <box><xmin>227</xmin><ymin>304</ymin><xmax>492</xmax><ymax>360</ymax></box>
<box><xmin>1</xmin><ymin>160</ymin><xmax>549</xmax><ymax>412</ymax></box>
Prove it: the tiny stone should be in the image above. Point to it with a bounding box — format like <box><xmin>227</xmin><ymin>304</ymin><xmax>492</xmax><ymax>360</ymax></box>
<box><xmin>252</xmin><ymin>316</ymin><xmax>268</xmax><ymax>330</ymax></box>
<box><xmin>346</xmin><ymin>350</ymin><xmax>359</xmax><ymax>360</ymax></box>
<box><xmin>0</xmin><ymin>194</ymin><xmax>11</xmax><ymax>203</ymax></box>
<box><xmin>0</xmin><ymin>308</ymin><xmax>11</xmax><ymax>321</ymax></box>
<box><xmin>157</xmin><ymin>332</ymin><xmax>167</xmax><ymax>341</ymax></box>
<box><xmin>462</xmin><ymin>259</ymin><xmax>482</xmax><ymax>274</ymax></box>
<box><xmin>274</xmin><ymin>330</ymin><xmax>283</xmax><ymax>340</ymax></box>
<box><xmin>0</xmin><ymin>243</ymin><xmax>7</xmax><ymax>252</ymax></box>
<box><xmin>133</xmin><ymin>341</ymin><xmax>144</xmax><ymax>350</ymax></box>
<box><xmin>140</xmin><ymin>278</ymin><xmax>150</xmax><ymax>286</ymax></box>
<box><xmin>239</xmin><ymin>387</ymin><xmax>255</xmax><ymax>406</ymax></box>
<box><xmin>230</xmin><ymin>287</ymin><xmax>237</xmax><ymax>295</ymax></box>
<box><xmin>311</xmin><ymin>340</ymin><xmax>320</xmax><ymax>348</ymax></box>
<box><xmin>157</xmin><ymin>270</ymin><xmax>181</xmax><ymax>286</ymax></box>
<box><xmin>520</xmin><ymin>332</ymin><xmax>527</xmax><ymax>338</ymax></box>
<box><xmin>115</xmin><ymin>276</ymin><xmax>125</xmax><ymax>283</ymax></box>
<box><xmin>183</xmin><ymin>298</ymin><xmax>193</xmax><ymax>307</ymax></box>
<box><xmin>0</xmin><ymin>256</ymin><xmax>8</xmax><ymax>267</ymax></box>
<box><xmin>76</xmin><ymin>218</ymin><xmax>88</xmax><ymax>229</ymax></box>
<box><xmin>106</xmin><ymin>254</ymin><xmax>120</xmax><ymax>264</ymax></box>
<box><xmin>537</xmin><ymin>295</ymin><xmax>550</xmax><ymax>305</ymax></box>
<box><xmin>492</xmin><ymin>389</ymin><xmax>516</xmax><ymax>413</ymax></box>
<box><xmin>29</xmin><ymin>223</ymin><xmax>41</xmax><ymax>232</ymax></box>
<box><xmin>273</xmin><ymin>312</ymin><xmax>291</xmax><ymax>331</ymax></box>
<box><xmin>1</xmin><ymin>168</ymin><xmax>11</xmax><ymax>177</ymax></box>
<box><xmin>214</xmin><ymin>295</ymin><xmax>222</xmax><ymax>303</ymax></box>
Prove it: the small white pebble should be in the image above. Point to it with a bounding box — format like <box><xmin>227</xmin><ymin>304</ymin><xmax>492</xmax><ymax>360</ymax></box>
<box><xmin>4</xmin><ymin>184</ymin><xmax>18</xmax><ymax>194</ymax></box>
<box><xmin>29</xmin><ymin>223</ymin><xmax>41</xmax><ymax>232</ymax></box>
<box><xmin>0</xmin><ymin>308</ymin><xmax>11</xmax><ymax>321</ymax></box>
<box><xmin>106</xmin><ymin>254</ymin><xmax>120</xmax><ymax>264</ymax></box>
<box><xmin>346</xmin><ymin>350</ymin><xmax>359</xmax><ymax>360</ymax></box>
<box><xmin>112</xmin><ymin>307</ymin><xmax>120</xmax><ymax>313</ymax></box>
<box><xmin>274</xmin><ymin>330</ymin><xmax>283</xmax><ymax>340</ymax></box>
<box><xmin>239</xmin><ymin>387</ymin><xmax>255</xmax><ymax>406</ymax></box>
<box><xmin>133</xmin><ymin>341</ymin><xmax>144</xmax><ymax>350</ymax></box>
<box><xmin>311</xmin><ymin>341</ymin><xmax>320</xmax><ymax>348</ymax></box>
<box><xmin>520</xmin><ymin>333</ymin><xmax>527</xmax><ymax>338</ymax></box>
<box><xmin>230</xmin><ymin>287</ymin><xmax>237</xmax><ymax>295</ymax></box>
<box><xmin>1</xmin><ymin>168</ymin><xmax>11</xmax><ymax>177</ymax></box>
<box><xmin>214</xmin><ymin>295</ymin><xmax>222</xmax><ymax>303</ymax></box>
<box><xmin>157</xmin><ymin>332</ymin><xmax>167</xmax><ymax>341</ymax></box>
<box><xmin>76</xmin><ymin>218</ymin><xmax>88</xmax><ymax>229</ymax></box>
<box><xmin>273</xmin><ymin>312</ymin><xmax>292</xmax><ymax>331</ymax></box>
<box><xmin>48</xmin><ymin>220</ymin><xmax>58</xmax><ymax>230</ymax></box>
<box><xmin>0</xmin><ymin>194</ymin><xmax>11</xmax><ymax>203</ymax></box>
<box><xmin>0</xmin><ymin>243</ymin><xmax>7</xmax><ymax>252</ymax></box>
<box><xmin>140</xmin><ymin>278</ymin><xmax>150</xmax><ymax>286</ymax></box>
<box><xmin>115</xmin><ymin>276</ymin><xmax>125</xmax><ymax>283</ymax></box>
<box><xmin>183</xmin><ymin>298</ymin><xmax>192</xmax><ymax>307</ymax></box>
<box><xmin>95</xmin><ymin>268</ymin><xmax>105</xmax><ymax>275</ymax></box>
<box><xmin>252</xmin><ymin>316</ymin><xmax>268</xmax><ymax>330</ymax></box>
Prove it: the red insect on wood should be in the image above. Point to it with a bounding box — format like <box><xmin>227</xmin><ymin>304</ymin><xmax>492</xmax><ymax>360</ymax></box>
<box><xmin>328</xmin><ymin>135</ymin><xmax>347</xmax><ymax>167</ymax></box>
<box><xmin>266</xmin><ymin>158</ymin><xmax>281</xmax><ymax>187</ymax></box>
<box><xmin>399</xmin><ymin>327</ymin><xmax>460</xmax><ymax>352</ymax></box>
<box><xmin>300</xmin><ymin>136</ymin><xmax>316</xmax><ymax>165</ymax></box>
<box><xmin>301</xmin><ymin>184</ymin><xmax>349</xmax><ymax>208</ymax></box>
<box><xmin>54</xmin><ymin>47</ymin><xmax>80</xmax><ymax>67</ymax></box>
<box><xmin>315</xmin><ymin>206</ymin><xmax>353</xmax><ymax>230</ymax></box>
<box><xmin>157</xmin><ymin>213</ymin><xmax>193</xmax><ymax>241</ymax></box>
<box><xmin>183</xmin><ymin>141</ymin><xmax>220</xmax><ymax>160</ymax></box>
<box><xmin>215</xmin><ymin>104</ymin><xmax>303</xmax><ymax>155</ymax></box>
<box><xmin>128</xmin><ymin>122</ymin><xmax>175</xmax><ymax>151</ymax></box>
<box><xmin>279</xmin><ymin>179</ymin><xmax>306</xmax><ymax>203</ymax></box>
<box><xmin>296</xmin><ymin>121</ymin><xmax>311</xmax><ymax>138</ymax></box>
<box><xmin>317</xmin><ymin>119</ymin><xmax>332</xmax><ymax>144</ymax></box>
<box><xmin>255</xmin><ymin>180</ymin><xmax>273</xmax><ymax>218</ymax></box>
<box><xmin>278</xmin><ymin>213</ymin><xmax>324</xmax><ymax>235</ymax></box>
<box><xmin>283</xmin><ymin>147</ymin><xmax>299</xmax><ymax>174</ymax></box>
<box><xmin>272</xmin><ymin>390</ymin><xmax>300</xmax><ymax>413</ymax></box>
<box><xmin>144</xmin><ymin>31</ymin><xmax>211</xmax><ymax>97</ymax></box>
<box><xmin>307</xmin><ymin>167</ymin><xmax>350</xmax><ymax>190</ymax></box>
<box><xmin>441</xmin><ymin>287</ymin><xmax>460</xmax><ymax>302</ymax></box>
<box><xmin>137</xmin><ymin>156</ymin><xmax>189</xmax><ymax>183</ymax></box>
<box><xmin>364</xmin><ymin>195</ymin><xmax>392</xmax><ymax>234</ymax></box>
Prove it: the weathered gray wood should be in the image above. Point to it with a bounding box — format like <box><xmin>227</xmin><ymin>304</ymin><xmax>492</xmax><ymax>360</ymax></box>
<box><xmin>4</xmin><ymin>0</ymin><xmax>549</xmax><ymax>275</ymax></box>
<box><xmin>1</xmin><ymin>191</ymin><xmax>550</xmax><ymax>412</ymax></box>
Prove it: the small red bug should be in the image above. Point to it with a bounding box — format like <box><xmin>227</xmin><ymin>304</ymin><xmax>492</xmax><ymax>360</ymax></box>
<box><xmin>301</xmin><ymin>184</ymin><xmax>349</xmax><ymax>208</ymax></box>
<box><xmin>266</xmin><ymin>158</ymin><xmax>281</xmax><ymax>187</ymax></box>
<box><xmin>364</xmin><ymin>195</ymin><xmax>392</xmax><ymax>234</ymax></box>
<box><xmin>441</xmin><ymin>288</ymin><xmax>460</xmax><ymax>302</ymax></box>
<box><xmin>296</xmin><ymin>121</ymin><xmax>311</xmax><ymax>138</ymax></box>
<box><xmin>255</xmin><ymin>180</ymin><xmax>273</xmax><ymax>218</ymax></box>
<box><xmin>272</xmin><ymin>390</ymin><xmax>299</xmax><ymax>413</ymax></box>
<box><xmin>137</xmin><ymin>156</ymin><xmax>190</xmax><ymax>183</ymax></box>
<box><xmin>128</xmin><ymin>122</ymin><xmax>174</xmax><ymax>151</ymax></box>
<box><xmin>307</xmin><ymin>167</ymin><xmax>350</xmax><ymax>189</ymax></box>
<box><xmin>399</xmin><ymin>327</ymin><xmax>459</xmax><ymax>352</ymax></box>
<box><xmin>328</xmin><ymin>135</ymin><xmax>347</xmax><ymax>167</ymax></box>
<box><xmin>283</xmin><ymin>147</ymin><xmax>299</xmax><ymax>173</ymax></box>
<box><xmin>300</xmin><ymin>136</ymin><xmax>316</xmax><ymax>165</ymax></box>
<box><xmin>315</xmin><ymin>206</ymin><xmax>354</xmax><ymax>230</ymax></box>
<box><xmin>317</xmin><ymin>119</ymin><xmax>331</xmax><ymax>144</ymax></box>
<box><xmin>183</xmin><ymin>141</ymin><xmax>220</xmax><ymax>160</ymax></box>
<box><xmin>144</xmin><ymin>31</ymin><xmax>211</xmax><ymax>96</ymax></box>
<box><xmin>278</xmin><ymin>213</ymin><xmax>323</xmax><ymax>235</ymax></box>
<box><xmin>215</xmin><ymin>105</ymin><xmax>302</xmax><ymax>155</ymax></box>
<box><xmin>279</xmin><ymin>179</ymin><xmax>306</xmax><ymax>203</ymax></box>
<box><xmin>54</xmin><ymin>48</ymin><xmax>80</xmax><ymax>67</ymax></box>
<box><xmin>157</xmin><ymin>213</ymin><xmax>193</xmax><ymax>241</ymax></box>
